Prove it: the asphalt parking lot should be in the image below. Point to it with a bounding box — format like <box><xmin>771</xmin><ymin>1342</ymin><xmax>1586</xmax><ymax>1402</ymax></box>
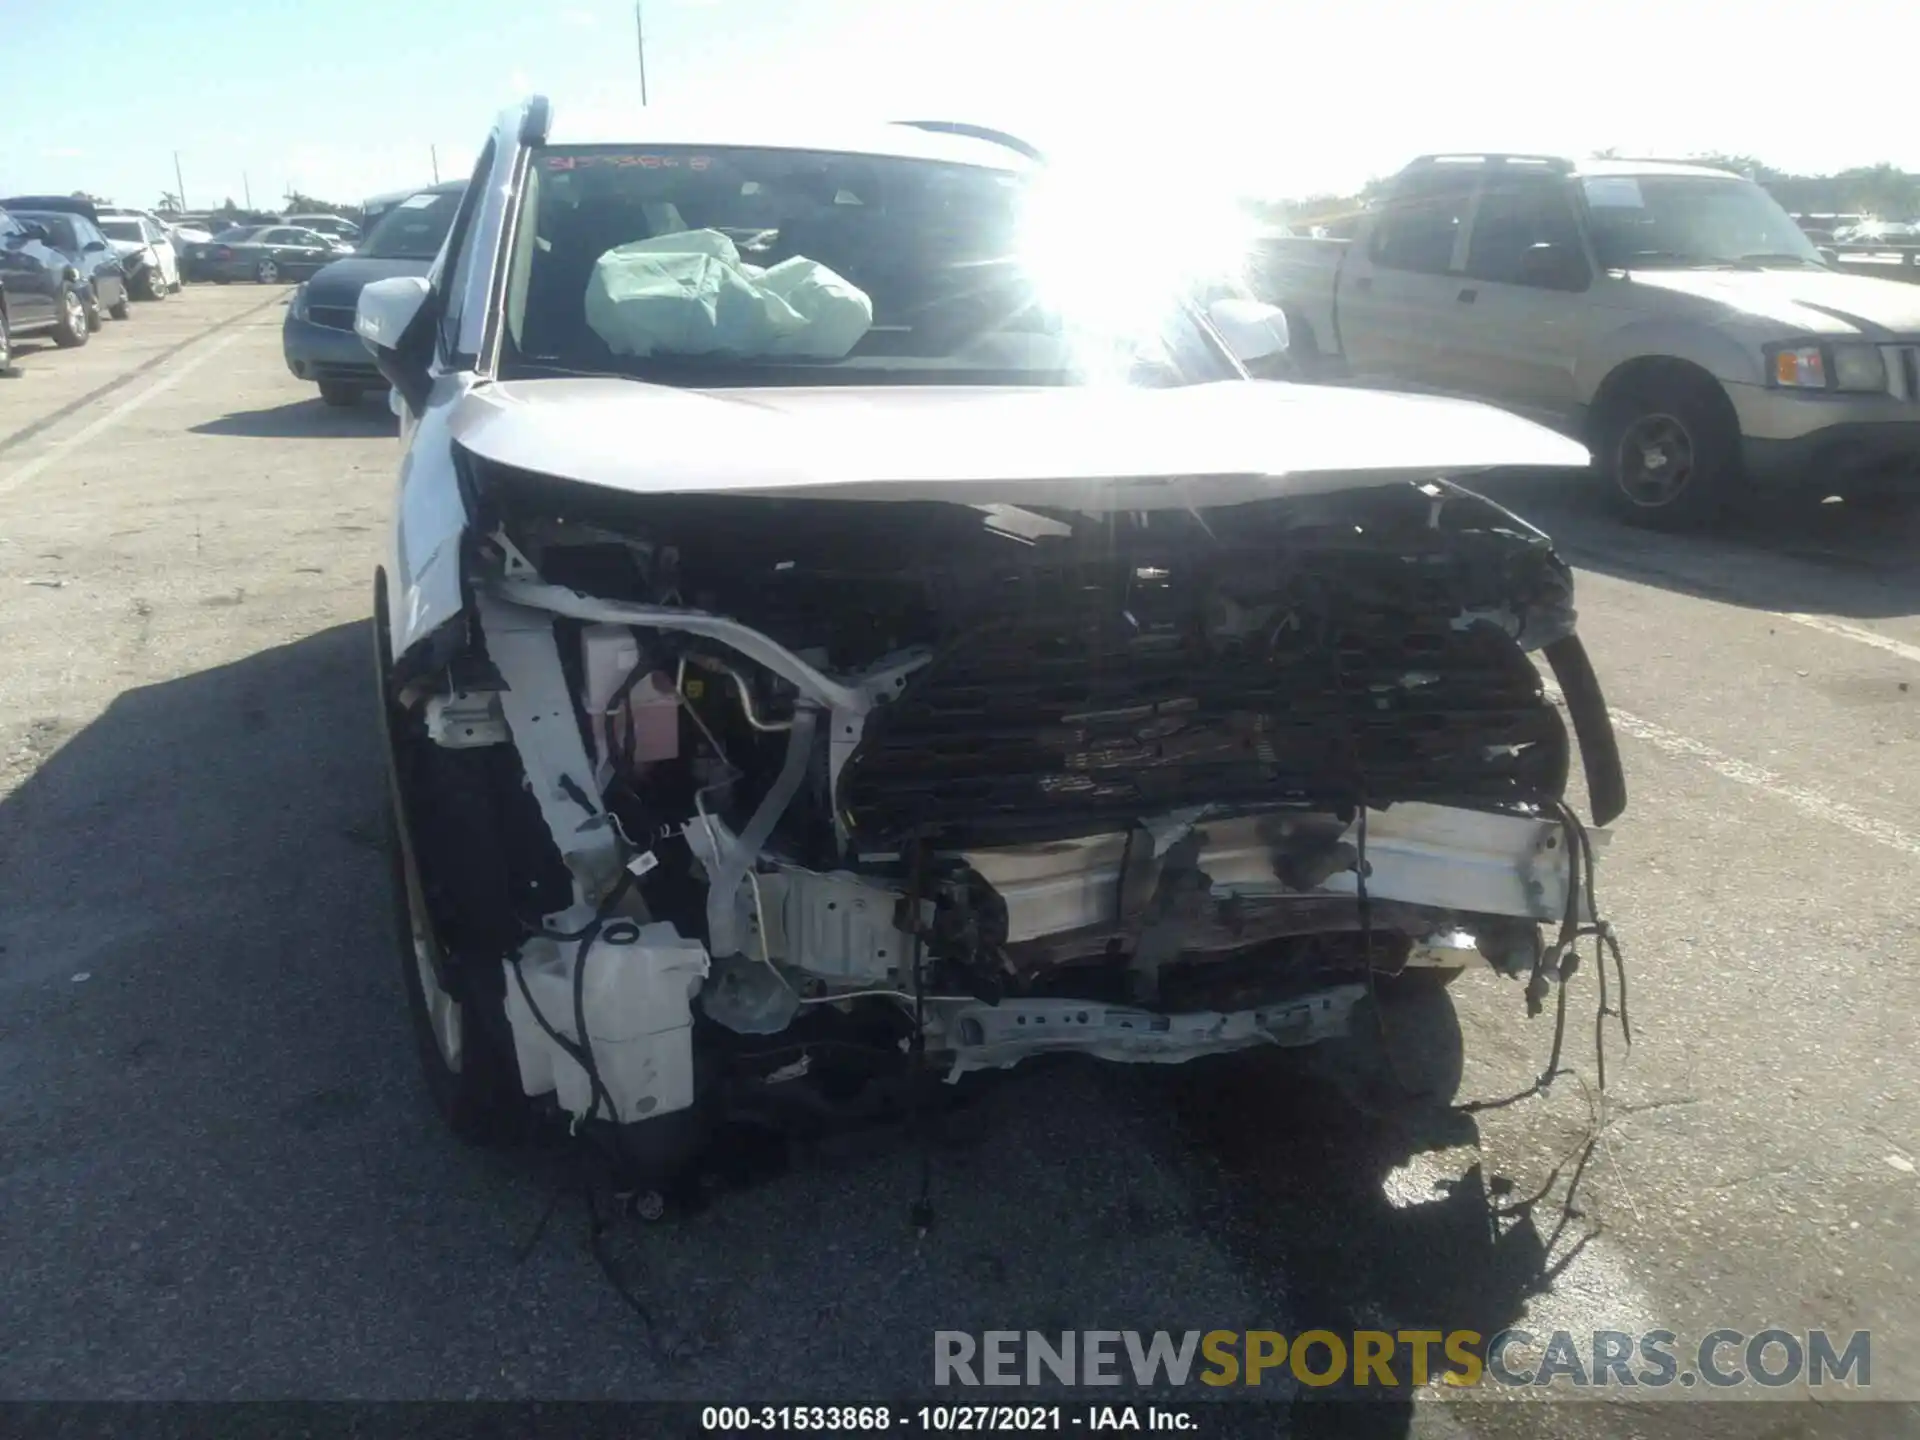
<box><xmin>2</xmin><ymin>288</ymin><xmax>1917</xmax><ymax>1433</ymax></box>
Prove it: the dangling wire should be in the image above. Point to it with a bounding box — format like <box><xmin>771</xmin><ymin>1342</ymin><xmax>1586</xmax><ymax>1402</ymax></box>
<box><xmin>1551</xmin><ymin>796</ymin><xmax>1631</xmax><ymax>1092</ymax></box>
<box><xmin>1324</xmin><ymin>625</ymin><xmax>1426</xmax><ymax>1099</ymax></box>
<box><xmin>1469</xmin><ymin>795</ymin><xmax>1631</xmax><ymax>1113</ymax></box>
<box><xmin>905</xmin><ymin>833</ymin><xmax>935</xmax><ymax>1237</ymax></box>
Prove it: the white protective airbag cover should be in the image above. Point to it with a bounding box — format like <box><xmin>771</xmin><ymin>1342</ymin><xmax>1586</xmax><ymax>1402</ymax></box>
<box><xmin>585</xmin><ymin>228</ymin><xmax>874</xmax><ymax>361</ymax></box>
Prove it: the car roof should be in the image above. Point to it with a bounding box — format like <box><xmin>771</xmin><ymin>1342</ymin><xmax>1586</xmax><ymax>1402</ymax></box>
<box><xmin>538</xmin><ymin>106</ymin><xmax>1037</xmax><ymax>172</ymax></box>
<box><xmin>1</xmin><ymin>194</ymin><xmax>101</xmax><ymax>220</ymax></box>
<box><xmin>1573</xmin><ymin>158</ymin><xmax>1742</xmax><ymax>181</ymax></box>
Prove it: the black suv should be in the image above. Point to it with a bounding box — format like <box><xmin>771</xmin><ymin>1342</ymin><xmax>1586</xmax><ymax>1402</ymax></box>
<box><xmin>1</xmin><ymin>204</ymin><xmax>98</xmax><ymax>363</ymax></box>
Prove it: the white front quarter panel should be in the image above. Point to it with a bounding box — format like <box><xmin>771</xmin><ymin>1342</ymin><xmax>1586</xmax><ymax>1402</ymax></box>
<box><xmin>385</xmin><ymin>372</ymin><xmax>478</xmax><ymax>663</ymax></box>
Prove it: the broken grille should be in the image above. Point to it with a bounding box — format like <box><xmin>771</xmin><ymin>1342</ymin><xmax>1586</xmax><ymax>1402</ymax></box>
<box><xmin>839</xmin><ymin>576</ymin><xmax>1567</xmax><ymax>845</ymax></box>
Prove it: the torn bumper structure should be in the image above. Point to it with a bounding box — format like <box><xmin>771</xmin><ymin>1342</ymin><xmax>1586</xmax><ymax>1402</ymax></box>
<box><xmin>376</xmin><ymin>380</ymin><xmax>1624</xmax><ymax>1163</ymax></box>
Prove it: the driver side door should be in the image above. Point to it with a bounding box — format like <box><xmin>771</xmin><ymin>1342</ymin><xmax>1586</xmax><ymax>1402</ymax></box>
<box><xmin>0</xmin><ymin>212</ymin><xmax>59</xmax><ymax>326</ymax></box>
<box><xmin>281</xmin><ymin>228</ymin><xmax>337</xmax><ymax>276</ymax></box>
<box><xmin>1444</xmin><ymin>174</ymin><xmax>1594</xmax><ymax>429</ymax></box>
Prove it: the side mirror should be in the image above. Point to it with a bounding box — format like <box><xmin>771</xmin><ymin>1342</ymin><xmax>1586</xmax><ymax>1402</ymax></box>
<box><xmin>84</xmin><ymin>239</ymin><xmax>107</xmax><ymax>252</ymax></box>
<box><xmin>1206</xmin><ymin>296</ymin><xmax>1291</xmax><ymax>372</ymax></box>
<box><xmin>357</xmin><ymin>275</ymin><xmax>434</xmax><ymax>414</ymax></box>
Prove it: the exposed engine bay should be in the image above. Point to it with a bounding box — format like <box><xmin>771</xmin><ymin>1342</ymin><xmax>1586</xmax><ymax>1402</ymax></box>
<box><xmin>387</xmin><ymin>450</ymin><xmax>1625</xmax><ymax>1164</ymax></box>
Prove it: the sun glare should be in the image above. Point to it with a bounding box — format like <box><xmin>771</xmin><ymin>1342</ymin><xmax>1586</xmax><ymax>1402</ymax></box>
<box><xmin>1013</xmin><ymin>156</ymin><xmax>1259</xmax><ymax>361</ymax></box>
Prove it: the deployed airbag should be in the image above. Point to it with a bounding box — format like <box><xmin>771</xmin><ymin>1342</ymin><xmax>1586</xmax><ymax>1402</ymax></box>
<box><xmin>584</xmin><ymin>228</ymin><xmax>874</xmax><ymax>360</ymax></box>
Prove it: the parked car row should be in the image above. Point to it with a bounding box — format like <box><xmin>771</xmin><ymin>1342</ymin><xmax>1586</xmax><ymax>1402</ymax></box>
<box><xmin>0</xmin><ymin>197</ymin><xmax>184</xmax><ymax>367</ymax></box>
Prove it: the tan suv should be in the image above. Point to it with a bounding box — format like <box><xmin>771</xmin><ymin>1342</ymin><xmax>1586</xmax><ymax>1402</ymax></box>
<box><xmin>1263</xmin><ymin>154</ymin><xmax>1920</xmax><ymax>527</ymax></box>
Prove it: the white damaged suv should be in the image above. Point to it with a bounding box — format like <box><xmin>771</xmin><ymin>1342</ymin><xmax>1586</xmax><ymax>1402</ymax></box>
<box><xmin>360</xmin><ymin>98</ymin><xmax>1626</xmax><ymax>1179</ymax></box>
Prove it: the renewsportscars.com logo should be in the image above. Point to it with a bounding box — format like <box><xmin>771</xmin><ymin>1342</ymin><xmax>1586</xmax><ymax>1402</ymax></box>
<box><xmin>932</xmin><ymin>1329</ymin><xmax>1872</xmax><ymax>1390</ymax></box>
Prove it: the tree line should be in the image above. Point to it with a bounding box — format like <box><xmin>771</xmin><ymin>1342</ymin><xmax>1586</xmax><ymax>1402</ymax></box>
<box><xmin>149</xmin><ymin>189</ymin><xmax>363</xmax><ymax>224</ymax></box>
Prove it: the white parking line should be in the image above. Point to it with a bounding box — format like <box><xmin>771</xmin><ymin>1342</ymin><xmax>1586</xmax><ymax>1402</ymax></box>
<box><xmin>0</xmin><ymin>332</ymin><xmax>244</xmax><ymax>502</ymax></box>
<box><xmin>1542</xmin><ymin>671</ymin><xmax>1920</xmax><ymax>860</ymax></box>
<box><xmin>1604</xmin><ymin>706</ymin><xmax>1920</xmax><ymax>859</ymax></box>
<box><xmin>1782</xmin><ymin>611</ymin><xmax>1920</xmax><ymax>667</ymax></box>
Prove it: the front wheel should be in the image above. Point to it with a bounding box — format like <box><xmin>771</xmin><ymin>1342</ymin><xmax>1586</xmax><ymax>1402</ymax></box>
<box><xmin>135</xmin><ymin>268</ymin><xmax>165</xmax><ymax>302</ymax></box>
<box><xmin>256</xmin><ymin>258</ymin><xmax>280</xmax><ymax>284</ymax></box>
<box><xmin>110</xmin><ymin>287</ymin><xmax>132</xmax><ymax>319</ymax></box>
<box><xmin>1596</xmin><ymin>374</ymin><xmax>1741</xmax><ymax>530</ymax></box>
<box><xmin>375</xmin><ymin>585</ymin><xmax>530</xmax><ymax>1147</ymax></box>
<box><xmin>52</xmin><ymin>285</ymin><xmax>90</xmax><ymax>347</ymax></box>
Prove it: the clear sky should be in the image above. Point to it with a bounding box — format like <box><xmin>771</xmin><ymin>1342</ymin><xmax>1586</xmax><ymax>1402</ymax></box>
<box><xmin>6</xmin><ymin>0</ymin><xmax>1917</xmax><ymax>213</ymax></box>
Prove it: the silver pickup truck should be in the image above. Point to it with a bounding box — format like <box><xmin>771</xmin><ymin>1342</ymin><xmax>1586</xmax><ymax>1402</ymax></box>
<box><xmin>1258</xmin><ymin>153</ymin><xmax>1920</xmax><ymax>527</ymax></box>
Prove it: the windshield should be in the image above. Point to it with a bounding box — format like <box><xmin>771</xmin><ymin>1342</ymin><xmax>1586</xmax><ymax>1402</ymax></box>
<box><xmin>99</xmin><ymin>219</ymin><xmax>142</xmax><ymax>242</ymax></box>
<box><xmin>500</xmin><ymin>145</ymin><xmax>1239</xmax><ymax>388</ymax></box>
<box><xmin>359</xmin><ymin>190</ymin><xmax>462</xmax><ymax>259</ymax></box>
<box><xmin>21</xmin><ymin>214</ymin><xmax>78</xmax><ymax>249</ymax></box>
<box><xmin>1583</xmin><ymin>175</ymin><xmax>1825</xmax><ymax>269</ymax></box>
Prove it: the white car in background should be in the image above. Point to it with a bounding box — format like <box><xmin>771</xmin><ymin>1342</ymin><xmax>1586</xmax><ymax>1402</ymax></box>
<box><xmin>355</xmin><ymin>99</ymin><xmax>1623</xmax><ymax>1192</ymax></box>
<box><xmin>96</xmin><ymin>212</ymin><xmax>180</xmax><ymax>298</ymax></box>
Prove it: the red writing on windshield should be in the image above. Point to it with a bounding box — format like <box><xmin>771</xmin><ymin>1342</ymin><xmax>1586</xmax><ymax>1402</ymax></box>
<box><xmin>545</xmin><ymin>154</ymin><xmax>712</xmax><ymax>171</ymax></box>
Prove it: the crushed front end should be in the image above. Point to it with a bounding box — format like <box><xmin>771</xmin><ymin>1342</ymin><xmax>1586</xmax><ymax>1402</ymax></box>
<box><xmin>381</xmin><ymin>452</ymin><xmax>1624</xmax><ymax>1173</ymax></box>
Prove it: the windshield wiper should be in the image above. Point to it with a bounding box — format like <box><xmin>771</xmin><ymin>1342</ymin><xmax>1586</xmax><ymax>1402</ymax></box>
<box><xmin>1733</xmin><ymin>252</ymin><xmax>1826</xmax><ymax>269</ymax></box>
<box><xmin>1611</xmin><ymin>249</ymin><xmax>1716</xmax><ymax>269</ymax></box>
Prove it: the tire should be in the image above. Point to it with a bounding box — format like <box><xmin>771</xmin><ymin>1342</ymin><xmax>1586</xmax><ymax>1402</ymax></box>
<box><xmin>318</xmin><ymin>381</ymin><xmax>362</xmax><ymax>408</ymax></box>
<box><xmin>256</xmin><ymin>257</ymin><xmax>280</xmax><ymax>284</ymax></box>
<box><xmin>375</xmin><ymin>582</ymin><xmax>530</xmax><ymax>1146</ymax></box>
<box><xmin>51</xmin><ymin>285</ymin><xmax>90</xmax><ymax>348</ymax></box>
<box><xmin>110</xmin><ymin>287</ymin><xmax>132</xmax><ymax>319</ymax></box>
<box><xmin>135</xmin><ymin>267</ymin><xmax>165</xmax><ymax>302</ymax></box>
<box><xmin>213</xmin><ymin>277</ymin><xmax>231</xmax><ymax>285</ymax></box>
<box><xmin>1595</xmin><ymin>371</ymin><xmax>1741</xmax><ymax>530</ymax></box>
<box><xmin>0</xmin><ymin>303</ymin><xmax>12</xmax><ymax>374</ymax></box>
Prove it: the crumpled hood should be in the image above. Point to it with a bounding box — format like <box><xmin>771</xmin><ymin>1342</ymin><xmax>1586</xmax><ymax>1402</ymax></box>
<box><xmin>1630</xmin><ymin>267</ymin><xmax>1920</xmax><ymax>337</ymax></box>
<box><xmin>106</xmin><ymin>239</ymin><xmax>149</xmax><ymax>260</ymax></box>
<box><xmin>305</xmin><ymin>255</ymin><xmax>433</xmax><ymax>308</ymax></box>
<box><xmin>450</xmin><ymin>377</ymin><xmax>1591</xmax><ymax>508</ymax></box>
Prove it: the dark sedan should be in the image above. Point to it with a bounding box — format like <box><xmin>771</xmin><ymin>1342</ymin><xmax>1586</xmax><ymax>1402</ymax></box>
<box><xmin>187</xmin><ymin>225</ymin><xmax>349</xmax><ymax>284</ymax></box>
<box><xmin>283</xmin><ymin>180</ymin><xmax>465</xmax><ymax>405</ymax></box>
<box><xmin>3</xmin><ymin>206</ymin><xmax>94</xmax><ymax>355</ymax></box>
<box><xmin>2</xmin><ymin>202</ymin><xmax>130</xmax><ymax>328</ymax></box>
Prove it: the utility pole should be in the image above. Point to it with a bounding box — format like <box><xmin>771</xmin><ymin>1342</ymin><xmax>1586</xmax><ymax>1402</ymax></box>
<box><xmin>243</xmin><ymin>172</ymin><xmax>253</xmax><ymax>210</ymax></box>
<box><xmin>431</xmin><ymin>145</ymin><xmax>440</xmax><ymax>183</ymax></box>
<box><xmin>635</xmin><ymin>0</ymin><xmax>649</xmax><ymax>105</ymax></box>
<box><xmin>173</xmin><ymin>151</ymin><xmax>188</xmax><ymax>213</ymax></box>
